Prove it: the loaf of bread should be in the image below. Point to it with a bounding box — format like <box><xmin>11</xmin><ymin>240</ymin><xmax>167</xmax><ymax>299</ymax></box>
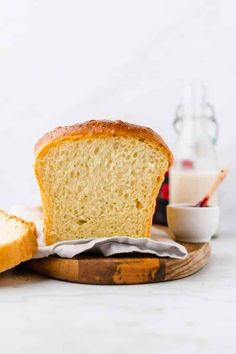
<box><xmin>34</xmin><ymin>120</ymin><xmax>173</xmax><ymax>245</ymax></box>
<box><xmin>0</xmin><ymin>210</ymin><xmax>37</xmax><ymax>273</ymax></box>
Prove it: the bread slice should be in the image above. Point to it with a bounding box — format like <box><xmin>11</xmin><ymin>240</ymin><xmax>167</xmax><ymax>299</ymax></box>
<box><xmin>34</xmin><ymin>120</ymin><xmax>173</xmax><ymax>245</ymax></box>
<box><xmin>0</xmin><ymin>210</ymin><xmax>37</xmax><ymax>273</ymax></box>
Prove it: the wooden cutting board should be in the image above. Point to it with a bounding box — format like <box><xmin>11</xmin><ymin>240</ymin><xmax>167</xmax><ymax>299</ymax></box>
<box><xmin>26</xmin><ymin>242</ymin><xmax>210</xmax><ymax>285</ymax></box>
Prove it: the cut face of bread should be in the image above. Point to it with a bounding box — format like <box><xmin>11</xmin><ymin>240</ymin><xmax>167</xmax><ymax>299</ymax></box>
<box><xmin>0</xmin><ymin>210</ymin><xmax>37</xmax><ymax>273</ymax></box>
<box><xmin>35</xmin><ymin>120</ymin><xmax>173</xmax><ymax>245</ymax></box>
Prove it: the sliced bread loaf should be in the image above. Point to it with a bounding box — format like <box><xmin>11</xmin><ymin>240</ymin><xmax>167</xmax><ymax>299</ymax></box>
<box><xmin>34</xmin><ymin>120</ymin><xmax>173</xmax><ymax>245</ymax></box>
<box><xmin>0</xmin><ymin>210</ymin><xmax>37</xmax><ymax>273</ymax></box>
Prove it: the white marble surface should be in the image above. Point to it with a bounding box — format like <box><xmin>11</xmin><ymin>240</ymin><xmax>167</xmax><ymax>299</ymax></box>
<box><xmin>0</xmin><ymin>230</ymin><xmax>235</xmax><ymax>354</ymax></box>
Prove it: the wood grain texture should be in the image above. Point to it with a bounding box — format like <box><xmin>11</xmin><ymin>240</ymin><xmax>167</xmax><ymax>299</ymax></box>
<box><xmin>26</xmin><ymin>242</ymin><xmax>211</xmax><ymax>285</ymax></box>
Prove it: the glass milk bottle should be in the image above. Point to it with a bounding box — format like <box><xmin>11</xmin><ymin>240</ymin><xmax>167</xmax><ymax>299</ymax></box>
<box><xmin>169</xmin><ymin>85</ymin><xmax>219</xmax><ymax>206</ymax></box>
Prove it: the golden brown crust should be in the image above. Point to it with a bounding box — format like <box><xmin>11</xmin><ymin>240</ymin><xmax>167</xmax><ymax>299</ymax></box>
<box><xmin>35</xmin><ymin>120</ymin><xmax>173</xmax><ymax>167</ymax></box>
<box><xmin>0</xmin><ymin>210</ymin><xmax>38</xmax><ymax>273</ymax></box>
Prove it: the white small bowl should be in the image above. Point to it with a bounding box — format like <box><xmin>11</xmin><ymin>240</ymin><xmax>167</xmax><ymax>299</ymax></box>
<box><xmin>167</xmin><ymin>203</ymin><xmax>220</xmax><ymax>243</ymax></box>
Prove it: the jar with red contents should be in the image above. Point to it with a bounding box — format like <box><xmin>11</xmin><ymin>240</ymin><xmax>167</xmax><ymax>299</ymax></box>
<box><xmin>152</xmin><ymin>171</ymin><xmax>169</xmax><ymax>225</ymax></box>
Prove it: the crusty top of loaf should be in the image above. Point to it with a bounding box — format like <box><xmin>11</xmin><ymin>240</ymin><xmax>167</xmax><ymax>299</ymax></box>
<box><xmin>35</xmin><ymin>120</ymin><xmax>173</xmax><ymax>166</ymax></box>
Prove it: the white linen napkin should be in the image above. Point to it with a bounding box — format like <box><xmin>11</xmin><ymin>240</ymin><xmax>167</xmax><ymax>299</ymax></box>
<box><xmin>10</xmin><ymin>205</ymin><xmax>188</xmax><ymax>260</ymax></box>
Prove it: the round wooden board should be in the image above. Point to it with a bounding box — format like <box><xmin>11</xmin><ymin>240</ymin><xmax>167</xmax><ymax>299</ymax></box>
<box><xmin>26</xmin><ymin>242</ymin><xmax>211</xmax><ymax>285</ymax></box>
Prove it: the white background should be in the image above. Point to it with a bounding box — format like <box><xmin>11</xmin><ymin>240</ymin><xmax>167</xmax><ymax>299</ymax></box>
<box><xmin>0</xmin><ymin>0</ymin><xmax>235</xmax><ymax>230</ymax></box>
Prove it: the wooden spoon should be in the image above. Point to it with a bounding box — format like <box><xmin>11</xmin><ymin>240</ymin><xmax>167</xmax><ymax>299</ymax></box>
<box><xmin>195</xmin><ymin>167</ymin><xmax>228</xmax><ymax>207</ymax></box>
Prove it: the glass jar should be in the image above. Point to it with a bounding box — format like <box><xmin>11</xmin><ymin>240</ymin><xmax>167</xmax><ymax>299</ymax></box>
<box><xmin>169</xmin><ymin>85</ymin><xmax>219</xmax><ymax>205</ymax></box>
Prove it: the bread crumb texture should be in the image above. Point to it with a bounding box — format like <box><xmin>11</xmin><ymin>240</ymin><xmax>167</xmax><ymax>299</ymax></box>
<box><xmin>36</xmin><ymin>134</ymin><xmax>170</xmax><ymax>245</ymax></box>
<box><xmin>0</xmin><ymin>211</ymin><xmax>37</xmax><ymax>273</ymax></box>
<box><xmin>0</xmin><ymin>212</ymin><xmax>27</xmax><ymax>245</ymax></box>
